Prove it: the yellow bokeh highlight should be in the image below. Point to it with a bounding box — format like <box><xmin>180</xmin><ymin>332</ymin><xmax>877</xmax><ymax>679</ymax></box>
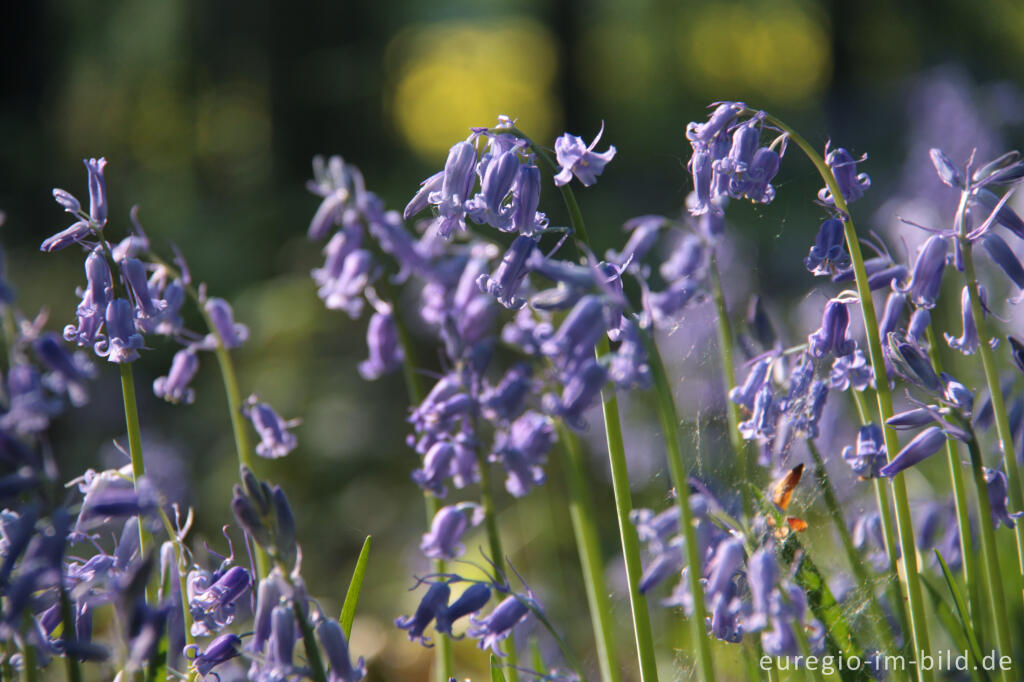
<box><xmin>680</xmin><ymin>2</ymin><xmax>831</xmax><ymax>103</ymax></box>
<box><xmin>386</xmin><ymin>18</ymin><xmax>560</xmax><ymax>159</ymax></box>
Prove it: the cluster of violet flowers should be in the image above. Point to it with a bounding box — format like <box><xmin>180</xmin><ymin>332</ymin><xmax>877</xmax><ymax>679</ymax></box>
<box><xmin>6</xmin><ymin>95</ymin><xmax>1024</xmax><ymax>682</ymax></box>
<box><xmin>0</xmin><ymin>159</ymin><xmax>366</xmax><ymax>681</ymax></box>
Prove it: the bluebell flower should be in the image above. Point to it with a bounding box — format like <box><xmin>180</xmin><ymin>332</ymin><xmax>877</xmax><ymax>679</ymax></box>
<box><xmin>248</xmin><ymin>573</ymin><xmax>285</xmax><ymax>657</ymax></box>
<box><xmin>553</xmin><ymin>125</ymin><xmax>617</xmax><ymax>187</ymax></box>
<box><xmin>40</xmin><ymin>220</ymin><xmax>92</xmax><ymax>253</ymax></box>
<box><xmin>2</xmin><ymin>365</ymin><xmax>60</xmax><ymax>434</ymax></box>
<box><xmin>686</xmin><ymin>102</ymin><xmax>744</xmax><ymax>145</ymax></box>
<box><xmin>606</xmin><ymin>216</ymin><xmax>663</xmax><ymax>267</ymax></box>
<box><xmin>742</xmin><ymin>147</ymin><xmax>782</xmax><ymax>204</ymax></box>
<box><xmin>980</xmin><ymin>232</ymin><xmax>1024</xmax><ymax>293</ymax></box>
<box><xmin>887</xmin><ymin>407</ymin><xmax>940</xmax><ymax>430</ymax></box>
<box><xmin>638</xmin><ymin>540</ymin><xmax>683</xmax><ymax>594</ymax></box>
<box><xmin>243</xmin><ymin>396</ymin><xmax>300</xmax><ymax>459</ymax></box>
<box><xmin>467</xmin><ymin>150</ymin><xmax>518</xmax><ymax>230</ymax></box>
<box><xmin>52</xmin><ymin>188</ymin><xmax>81</xmax><ymax>213</ymax></box>
<box><xmin>405</xmin><ymin>171</ymin><xmax>444</xmax><ymax>221</ymax></box>
<box><xmin>187</xmin><ymin>632</ymin><xmax>241</xmax><ymax>677</ymax></box>
<box><xmin>946</xmin><ymin>286</ymin><xmax>984</xmax><ymax>355</ymax></box>
<box><xmin>973</xmin><ymin>187</ymin><xmax>1024</xmax><ymax>241</ymax></box>
<box><xmin>829</xmin><ymin>350</ymin><xmax>873</xmax><ymax>391</ymax></box>
<box><xmin>396</xmin><ymin>581</ymin><xmax>450</xmax><ymax>645</ymax></box>
<box><xmin>511</xmin><ymin>164</ymin><xmax>547</xmax><ymax>236</ymax></box>
<box><xmin>316</xmin><ymin>616</ymin><xmax>366</xmax><ymax>682</ymax></box>
<box><xmin>153</xmin><ymin>347</ymin><xmax>199</xmax><ymax>404</ymax></box>
<box><xmin>843</xmin><ymin>424</ymin><xmax>887</xmax><ymax>478</ymax></box>
<box><xmin>984</xmin><ymin>468</ymin><xmax>1023</xmax><ymax>529</ymax></box>
<box><xmin>420</xmin><ymin>504</ymin><xmax>483</xmax><ymax>559</ymax></box>
<box><xmin>491</xmin><ymin>411</ymin><xmax>555</xmax><ymax>497</ymax></box>
<box><xmin>435</xmin><ymin>583</ymin><xmax>491</xmax><ymax>635</ymax></box>
<box><xmin>897</xmin><ymin>235</ymin><xmax>948</xmax><ymax>309</ymax></box>
<box><xmin>84</xmin><ymin>158</ymin><xmax>108</xmax><ymax>226</ymax></box>
<box><xmin>477</xmin><ymin>235</ymin><xmax>536</xmax><ymax>310</ymax></box>
<box><xmin>432</xmin><ymin>141</ymin><xmax>479</xmax><ymax>238</ymax></box>
<box><xmin>369</xmin><ymin>212</ymin><xmax>429</xmax><ymax>284</ymax></box>
<box><xmin>120</xmin><ymin>258</ymin><xmax>163</xmax><ymax>319</ymax></box>
<box><xmin>907</xmin><ymin>308</ymin><xmax>931</xmax><ymax>343</ymax></box>
<box><xmin>359</xmin><ymin>308</ymin><xmax>403</xmax><ymax>380</ymax></box>
<box><xmin>885</xmin><ymin>336</ymin><xmax>942</xmax><ymax>393</ymax></box>
<box><xmin>540</xmin><ymin>296</ymin><xmax>607</xmax><ymax>362</ymax></box>
<box><xmin>607</xmin><ymin>319</ymin><xmax>652</xmax><ymax>390</ymax></box>
<box><xmin>808</xmin><ymin>300</ymin><xmax>855</xmax><ymax>359</ymax></box>
<box><xmin>660</xmin><ymin>232</ymin><xmax>706</xmax><ymax>282</ymax></box>
<box><xmin>817</xmin><ymin>146</ymin><xmax>870</xmax><ymax>206</ymax></box>
<box><xmin>468</xmin><ymin>595</ymin><xmax>530</xmax><ymax>655</ymax></box>
<box><xmin>688</xmin><ymin>149</ymin><xmax>716</xmax><ymax>216</ymax></box>
<box><xmin>632</xmin><ymin>506</ymin><xmax>681</xmax><ymax>550</ymax></box>
<box><xmin>542</xmin><ymin>357</ymin><xmax>607</xmax><ymax>431</ymax></box>
<box><xmin>879</xmin><ymin>426</ymin><xmax>947</xmax><ymax>477</ymax></box>
<box><xmin>481</xmin><ymin>363</ymin><xmax>533</xmax><ymax>422</ymax></box>
<box><xmin>203</xmin><ymin>297</ymin><xmax>249</xmax><ymax>348</ymax></box>
<box><xmin>730</xmin><ymin>357</ymin><xmax>774</xmax><ymax>411</ymax></box>
<box><xmin>940</xmin><ymin>372</ymin><xmax>974</xmax><ymax>412</ymax></box>
<box><xmin>714</xmin><ymin>121</ymin><xmax>758</xmax><ymax>176</ymax></box>
<box><xmin>96</xmin><ymin>299</ymin><xmax>144</xmax><ymax>363</ymax></box>
<box><xmin>317</xmin><ymin>249</ymin><xmax>374</xmax><ymax>318</ymax></box>
<box><xmin>879</xmin><ymin>291</ymin><xmax>907</xmax><ymax>342</ymax></box>
<box><xmin>804</xmin><ymin>218</ymin><xmax>849</xmax><ymax>276</ymax></box>
<box><xmin>644</xmin><ymin>278</ymin><xmax>702</xmax><ymax>329</ymax></box>
<box><xmin>412</xmin><ymin>441</ymin><xmax>457</xmax><ymax>497</ymax></box>
<box><xmin>929</xmin><ymin>148</ymin><xmax>964</xmax><ymax>189</ymax></box>
<box><xmin>738</xmin><ymin>384</ymin><xmax>777</xmax><ymax>443</ymax></box>
<box><xmin>187</xmin><ymin>564</ymin><xmax>251</xmax><ymax>637</ymax></box>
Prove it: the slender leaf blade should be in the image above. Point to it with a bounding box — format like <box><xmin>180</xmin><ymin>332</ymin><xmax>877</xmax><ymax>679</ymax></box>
<box><xmin>340</xmin><ymin>535</ymin><xmax>372</xmax><ymax>639</ymax></box>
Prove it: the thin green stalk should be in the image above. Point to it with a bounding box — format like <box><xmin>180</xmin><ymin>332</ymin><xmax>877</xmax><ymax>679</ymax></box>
<box><xmin>474</xmin><ymin>445</ymin><xmax>519</xmax><ymax>682</ymax></box>
<box><xmin>805</xmin><ymin>440</ymin><xmax>898</xmax><ymax>656</ymax></box>
<box><xmin>119</xmin><ymin>362</ymin><xmax>155</xmax><ymax>604</ymax></box>
<box><xmin>156</xmin><ymin>508</ymin><xmax>196</xmax><ymax>654</ymax></box>
<box><xmin>558</xmin><ymin>424</ymin><xmax>622</xmax><ymax>682</ymax></box>
<box><xmin>595</xmin><ymin>360</ymin><xmax>660</xmax><ymax>682</ymax></box>
<box><xmin>959</xmin><ymin>236</ymin><xmax>1024</xmax><ymax>606</ymax></box>
<box><xmin>644</xmin><ymin>335</ymin><xmax>715</xmax><ymax>682</ymax></box>
<box><xmin>962</xmin><ymin>430</ymin><xmax>1014</xmax><ymax>682</ymax></box>
<box><xmin>21</xmin><ymin>638</ymin><xmax>37</xmax><ymax>682</ymax></box>
<box><xmin>708</xmin><ymin>254</ymin><xmax>753</xmax><ymax>519</ymax></box>
<box><xmin>924</xmin><ymin>325</ymin><xmax>982</xmax><ymax>629</ymax></box>
<box><xmin>760</xmin><ymin>110</ymin><xmax>932</xmax><ymax>680</ymax></box>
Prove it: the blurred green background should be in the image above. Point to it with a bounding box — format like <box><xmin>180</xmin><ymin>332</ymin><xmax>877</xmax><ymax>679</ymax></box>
<box><xmin>2</xmin><ymin>0</ymin><xmax>1024</xmax><ymax>679</ymax></box>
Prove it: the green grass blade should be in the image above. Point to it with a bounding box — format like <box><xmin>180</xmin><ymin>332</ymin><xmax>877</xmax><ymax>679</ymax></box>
<box><xmin>340</xmin><ymin>535</ymin><xmax>372</xmax><ymax>639</ymax></box>
<box><xmin>934</xmin><ymin>549</ymin><xmax>986</xmax><ymax>676</ymax></box>
<box><xmin>491</xmin><ymin>654</ymin><xmax>509</xmax><ymax>682</ymax></box>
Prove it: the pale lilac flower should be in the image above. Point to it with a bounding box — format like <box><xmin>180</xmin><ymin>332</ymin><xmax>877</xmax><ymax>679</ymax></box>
<box><xmin>412</xmin><ymin>441</ymin><xmax>457</xmax><ymax>497</ymax></box>
<box><xmin>491</xmin><ymin>411</ymin><xmax>555</xmax><ymax>497</ymax></box>
<box><xmin>542</xmin><ymin>357</ymin><xmax>607</xmax><ymax>431</ymax></box>
<box><xmin>553</xmin><ymin>125</ymin><xmax>617</xmax><ymax>187</ymax></box>
<box><xmin>829</xmin><ymin>350</ymin><xmax>873</xmax><ymax>391</ymax></box>
<box><xmin>431</xmin><ymin>141</ymin><xmax>479</xmax><ymax>238</ymax></box>
<box><xmin>153</xmin><ymin>347</ymin><xmax>199</xmax><ymax>404</ymax></box>
<box><xmin>660</xmin><ymin>232</ymin><xmax>706</xmax><ymax>282</ymax></box>
<box><xmin>481</xmin><ymin>363</ymin><xmax>533</xmax><ymax>422</ymax></box>
<box><xmin>980</xmin><ymin>232</ymin><xmax>1024</xmax><ymax>292</ymax></box>
<box><xmin>729</xmin><ymin>357</ymin><xmax>774</xmax><ymax>411</ymax></box>
<box><xmin>946</xmin><ymin>286</ymin><xmax>982</xmax><ymax>354</ymax></box>
<box><xmin>188</xmin><ymin>633</ymin><xmax>241</xmax><ymax>677</ymax></box>
<box><xmin>467</xmin><ymin>150</ymin><xmax>518</xmax><ymax>229</ymax></box>
<box><xmin>739</xmin><ymin>384</ymin><xmax>777</xmax><ymax>443</ymax></box>
<box><xmin>203</xmin><ymin>297</ymin><xmax>249</xmax><ymax>348</ymax></box>
<box><xmin>318</xmin><ymin>249</ymin><xmax>374</xmax><ymax>318</ymax></box>
<box><xmin>316</xmin><ymin>617</ymin><xmax>366</xmax><ymax>682</ymax></box>
<box><xmin>420</xmin><ymin>504</ymin><xmax>483</xmax><ymax>559</ymax></box>
<box><xmin>396</xmin><ymin>582</ymin><xmax>450</xmax><ymax>645</ymax></box>
<box><xmin>95</xmin><ymin>299</ymin><xmax>144</xmax><ymax>363</ymax></box>
<box><xmin>638</xmin><ymin>541</ymin><xmax>683</xmax><ymax>594</ymax></box>
<box><xmin>359</xmin><ymin>309</ymin><xmax>403</xmax><ymax>380</ymax></box>
<box><xmin>40</xmin><ymin>221</ymin><xmax>91</xmax><ymax>252</ymax></box>
<box><xmin>405</xmin><ymin>171</ymin><xmax>444</xmax><ymax>220</ymax></box>
<box><xmin>243</xmin><ymin>397</ymin><xmax>300</xmax><ymax>459</ymax></box>
<box><xmin>510</xmin><ymin>164</ymin><xmax>547</xmax><ymax>235</ymax></box>
<box><xmin>468</xmin><ymin>595</ymin><xmax>529</xmax><ymax>655</ymax></box>
<box><xmin>187</xmin><ymin>565</ymin><xmax>251</xmax><ymax>637</ymax></box>
<box><xmin>879</xmin><ymin>291</ymin><xmax>907</xmax><ymax>342</ymax></box>
<box><xmin>84</xmin><ymin>158</ymin><xmax>108</xmax><ymax>226</ymax></box>
<box><xmin>686</xmin><ymin>102</ymin><xmax>744</xmax><ymax>145</ymax></box>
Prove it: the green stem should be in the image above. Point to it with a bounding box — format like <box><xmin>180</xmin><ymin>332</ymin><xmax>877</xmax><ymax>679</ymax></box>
<box><xmin>760</xmin><ymin>110</ymin><xmax>932</xmax><ymax>680</ymax></box>
<box><xmin>962</xmin><ymin>430</ymin><xmax>1014</xmax><ymax>682</ymax></box>
<box><xmin>924</xmin><ymin>325</ymin><xmax>983</xmax><ymax>632</ymax></box>
<box><xmin>21</xmin><ymin>638</ymin><xmax>37</xmax><ymax>682</ymax></box>
<box><xmin>959</xmin><ymin>233</ymin><xmax>1024</xmax><ymax>608</ymax></box>
<box><xmin>119</xmin><ymin>362</ymin><xmax>155</xmax><ymax>604</ymax></box>
<box><xmin>156</xmin><ymin>508</ymin><xmax>196</xmax><ymax>655</ymax></box>
<box><xmin>708</xmin><ymin>254</ymin><xmax>753</xmax><ymax>519</ymax></box>
<box><xmin>474</xmin><ymin>444</ymin><xmax>519</xmax><ymax>682</ymax></box>
<box><xmin>644</xmin><ymin>335</ymin><xmax>715</xmax><ymax>682</ymax></box>
<box><xmin>595</xmin><ymin>360</ymin><xmax>660</xmax><ymax>682</ymax></box>
<box><xmin>558</xmin><ymin>424</ymin><xmax>622</xmax><ymax>682</ymax></box>
<box><xmin>805</xmin><ymin>440</ymin><xmax>898</xmax><ymax>656</ymax></box>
